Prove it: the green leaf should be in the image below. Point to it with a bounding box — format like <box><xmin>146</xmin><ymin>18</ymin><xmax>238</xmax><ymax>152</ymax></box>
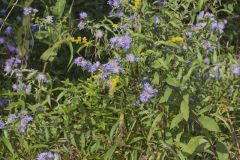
<box><xmin>104</xmin><ymin>145</ymin><xmax>117</xmax><ymax>160</ymax></box>
<box><xmin>67</xmin><ymin>42</ymin><xmax>74</xmax><ymax>68</ymax></box>
<box><xmin>216</xmin><ymin>141</ymin><xmax>229</xmax><ymax>160</ymax></box>
<box><xmin>40</xmin><ymin>40</ymin><xmax>64</xmax><ymax>61</ymax></box>
<box><xmin>182</xmin><ymin>66</ymin><xmax>196</xmax><ymax>84</ymax></box>
<box><xmin>147</xmin><ymin>113</ymin><xmax>163</xmax><ymax>142</ymax></box>
<box><xmin>198</xmin><ymin>0</ymin><xmax>205</xmax><ymax>11</ymax></box>
<box><xmin>155</xmin><ymin>41</ymin><xmax>180</xmax><ymax>49</ymax></box>
<box><xmin>170</xmin><ymin>113</ymin><xmax>183</xmax><ymax>129</ymax></box>
<box><xmin>166</xmin><ymin>77</ymin><xmax>180</xmax><ymax>87</ymax></box>
<box><xmin>52</xmin><ymin>0</ymin><xmax>66</xmax><ymax>18</ymax></box>
<box><xmin>152</xmin><ymin>72</ymin><xmax>160</xmax><ymax>85</ymax></box>
<box><xmin>182</xmin><ymin>136</ymin><xmax>204</xmax><ymax>154</ymax></box>
<box><xmin>110</xmin><ymin>122</ymin><xmax>119</xmax><ymax>141</ymax></box>
<box><xmin>180</xmin><ymin>94</ymin><xmax>189</xmax><ymax>121</ymax></box>
<box><xmin>198</xmin><ymin>116</ymin><xmax>220</xmax><ymax>132</ymax></box>
<box><xmin>152</xmin><ymin>58</ymin><xmax>169</xmax><ymax>70</ymax></box>
<box><xmin>2</xmin><ymin>137</ymin><xmax>14</xmax><ymax>155</ymax></box>
<box><xmin>160</xmin><ymin>87</ymin><xmax>172</xmax><ymax>103</ymax></box>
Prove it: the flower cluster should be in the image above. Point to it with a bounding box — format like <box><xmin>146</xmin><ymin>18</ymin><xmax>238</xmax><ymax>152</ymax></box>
<box><xmin>110</xmin><ymin>34</ymin><xmax>132</xmax><ymax>50</ymax></box>
<box><xmin>209</xmin><ymin>66</ymin><xmax>221</xmax><ymax>78</ymax></box>
<box><xmin>107</xmin><ymin>0</ymin><xmax>121</xmax><ymax>8</ymax></box>
<box><xmin>4</xmin><ymin>26</ymin><xmax>13</xmax><ymax>35</ymax></box>
<box><xmin>4</xmin><ymin>56</ymin><xmax>21</xmax><ymax>74</ymax></box>
<box><xmin>45</xmin><ymin>16</ymin><xmax>53</xmax><ymax>24</ymax></box>
<box><xmin>77</xmin><ymin>11</ymin><xmax>88</xmax><ymax>30</ymax></box>
<box><xmin>37</xmin><ymin>152</ymin><xmax>55</xmax><ymax>160</ymax></box>
<box><xmin>38</xmin><ymin>73</ymin><xmax>48</xmax><ymax>83</ymax></box>
<box><xmin>231</xmin><ymin>64</ymin><xmax>240</xmax><ymax>75</ymax></box>
<box><xmin>79</xmin><ymin>12</ymin><xmax>88</xmax><ymax>20</ymax></box>
<box><xmin>19</xmin><ymin>115</ymin><xmax>33</xmax><ymax>133</ymax></box>
<box><xmin>125</xmin><ymin>53</ymin><xmax>140</xmax><ymax>62</ymax></box>
<box><xmin>0</xmin><ymin>99</ymin><xmax>8</xmax><ymax>107</ymax></box>
<box><xmin>74</xmin><ymin>57</ymin><xmax>101</xmax><ymax>73</ymax></box>
<box><xmin>196</xmin><ymin>11</ymin><xmax>227</xmax><ymax>34</ymax></box>
<box><xmin>95</xmin><ymin>29</ymin><xmax>104</xmax><ymax>39</ymax></box>
<box><xmin>23</xmin><ymin>7</ymin><xmax>38</xmax><ymax>15</ymax></box>
<box><xmin>12</xmin><ymin>83</ymin><xmax>31</xmax><ymax>94</ymax></box>
<box><xmin>0</xmin><ymin>111</ymin><xmax>33</xmax><ymax>133</ymax></box>
<box><xmin>140</xmin><ymin>83</ymin><xmax>158</xmax><ymax>103</ymax></box>
<box><xmin>104</xmin><ymin>58</ymin><xmax>123</xmax><ymax>73</ymax></box>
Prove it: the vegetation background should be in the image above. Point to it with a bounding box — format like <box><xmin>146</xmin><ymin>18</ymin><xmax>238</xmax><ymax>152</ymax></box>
<box><xmin>0</xmin><ymin>0</ymin><xmax>240</xmax><ymax>159</ymax></box>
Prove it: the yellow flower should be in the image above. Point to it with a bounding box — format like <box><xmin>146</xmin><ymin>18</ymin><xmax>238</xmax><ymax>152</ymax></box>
<box><xmin>112</xmin><ymin>23</ymin><xmax>119</xmax><ymax>29</ymax></box>
<box><xmin>133</xmin><ymin>0</ymin><xmax>141</xmax><ymax>10</ymax></box>
<box><xmin>82</xmin><ymin>37</ymin><xmax>88</xmax><ymax>44</ymax></box>
<box><xmin>170</xmin><ymin>37</ymin><xmax>184</xmax><ymax>43</ymax></box>
<box><xmin>74</xmin><ymin>36</ymin><xmax>81</xmax><ymax>44</ymax></box>
<box><xmin>109</xmin><ymin>76</ymin><xmax>120</xmax><ymax>95</ymax></box>
<box><xmin>92</xmin><ymin>74</ymin><xmax>101</xmax><ymax>79</ymax></box>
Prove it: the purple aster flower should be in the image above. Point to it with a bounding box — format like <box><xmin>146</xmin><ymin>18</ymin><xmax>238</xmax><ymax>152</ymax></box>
<box><xmin>154</xmin><ymin>16</ymin><xmax>160</xmax><ymax>24</ymax></box>
<box><xmin>37</xmin><ymin>152</ymin><xmax>54</xmax><ymax>160</ymax></box>
<box><xmin>88</xmin><ymin>61</ymin><xmax>101</xmax><ymax>73</ymax></box>
<box><xmin>12</xmin><ymin>84</ymin><xmax>20</xmax><ymax>91</ymax></box>
<box><xmin>4</xmin><ymin>64</ymin><xmax>12</xmax><ymax>74</ymax></box>
<box><xmin>32</xmin><ymin>8</ymin><xmax>38</xmax><ymax>13</ymax></box>
<box><xmin>121</xmin><ymin>35</ymin><xmax>132</xmax><ymax>50</ymax></box>
<box><xmin>18</xmin><ymin>110</ymin><xmax>27</xmax><ymax>118</ymax></box>
<box><xmin>130</xmin><ymin>15</ymin><xmax>137</xmax><ymax>21</ymax></box>
<box><xmin>108</xmin><ymin>0</ymin><xmax>121</xmax><ymax>7</ymax></box>
<box><xmin>16</xmin><ymin>69</ymin><xmax>23</xmax><ymax>78</ymax></box>
<box><xmin>74</xmin><ymin>57</ymin><xmax>83</xmax><ymax>66</ymax></box>
<box><xmin>79</xmin><ymin>12</ymin><xmax>88</xmax><ymax>19</ymax></box>
<box><xmin>4</xmin><ymin>26</ymin><xmax>13</xmax><ymax>35</ymax></box>
<box><xmin>95</xmin><ymin>29</ymin><xmax>104</xmax><ymax>39</ymax></box>
<box><xmin>24</xmin><ymin>7</ymin><xmax>32</xmax><ymax>15</ymax></box>
<box><xmin>104</xmin><ymin>58</ymin><xmax>123</xmax><ymax>73</ymax></box>
<box><xmin>0</xmin><ymin>98</ymin><xmax>8</xmax><ymax>106</ymax></box>
<box><xmin>74</xmin><ymin>57</ymin><xmax>91</xmax><ymax>69</ymax></box>
<box><xmin>231</xmin><ymin>64</ymin><xmax>240</xmax><ymax>75</ymax></box>
<box><xmin>183</xmin><ymin>32</ymin><xmax>192</xmax><ymax>40</ymax></box>
<box><xmin>0</xmin><ymin>122</ymin><xmax>5</xmax><ymax>129</ymax></box>
<box><xmin>19</xmin><ymin>115</ymin><xmax>33</xmax><ymax>133</ymax></box>
<box><xmin>0</xmin><ymin>37</ymin><xmax>5</xmax><ymax>44</ymax></box>
<box><xmin>5</xmin><ymin>114</ymin><xmax>17</xmax><ymax>125</ymax></box>
<box><xmin>126</xmin><ymin>53</ymin><xmax>139</xmax><ymax>62</ymax></box>
<box><xmin>16</xmin><ymin>16</ymin><xmax>22</xmax><ymax>22</ymax></box>
<box><xmin>110</xmin><ymin>34</ymin><xmax>132</xmax><ymax>50</ymax></box>
<box><xmin>192</xmin><ymin>22</ymin><xmax>207</xmax><ymax>29</ymax></box>
<box><xmin>119</xmin><ymin>24</ymin><xmax>129</xmax><ymax>32</ymax></box>
<box><xmin>204</xmin><ymin>12</ymin><xmax>214</xmax><ymax>18</ymax></box>
<box><xmin>45</xmin><ymin>16</ymin><xmax>53</xmax><ymax>24</ymax></box>
<box><xmin>77</xmin><ymin>21</ymin><xmax>86</xmax><ymax>30</ymax></box>
<box><xmin>140</xmin><ymin>83</ymin><xmax>158</xmax><ymax>103</ymax></box>
<box><xmin>117</xmin><ymin>10</ymin><xmax>123</xmax><ymax>17</ymax></box>
<box><xmin>211</xmin><ymin>20</ymin><xmax>225</xmax><ymax>33</ymax></box>
<box><xmin>156</xmin><ymin>0</ymin><xmax>168</xmax><ymax>6</ymax></box>
<box><xmin>37</xmin><ymin>73</ymin><xmax>48</xmax><ymax>83</ymax></box>
<box><xmin>22</xmin><ymin>84</ymin><xmax>31</xmax><ymax>94</ymax></box>
<box><xmin>7</xmin><ymin>42</ymin><xmax>16</xmax><ymax>52</ymax></box>
<box><xmin>197</xmin><ymin>11</ymin><xmax>204</xmax><ymax>19</ymax></box>
<box><xmin>0</xmin><ymin>9</ymin><xmax>6</xmax><ymax>15</ymax></box>
<box><xmin>209</xmin><ymin>66</ymin><xmax>221</xmax><ymax>78</ymax></box>
<box><xmin>31</xmin><ymin>24</ymin><xmax>39</xmax><ymax>33</ymax></box>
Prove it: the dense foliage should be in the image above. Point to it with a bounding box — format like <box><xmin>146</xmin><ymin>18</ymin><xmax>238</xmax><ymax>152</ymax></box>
<box><xmin>0</xmin><ymin>0</ymin><xmax>240</xmax><ymax>159</ymax></box>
